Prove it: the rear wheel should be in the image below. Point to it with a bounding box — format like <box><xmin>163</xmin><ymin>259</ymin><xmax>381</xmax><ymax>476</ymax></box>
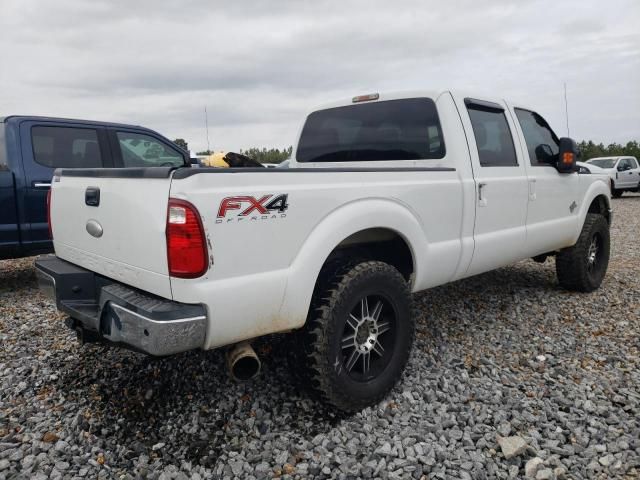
<box><xmin>556</xmin><ymin>214</ymin><xmax>610</xmax><ymax>292</ymax></box>
<box><xmin>298</xmin><ymin>261</ymin><xmax>414</xmax><ymax>412</ymax></box>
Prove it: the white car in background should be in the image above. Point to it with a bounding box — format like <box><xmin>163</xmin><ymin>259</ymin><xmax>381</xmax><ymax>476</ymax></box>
<box><xmin>587</xmin><ymin>156</ymin><xmax>640</xmax><ymax>197</ymax></box>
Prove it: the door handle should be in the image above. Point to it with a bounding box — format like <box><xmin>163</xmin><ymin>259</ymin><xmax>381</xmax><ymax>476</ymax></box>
<box><xmin>32</xmin><ymin>182</ymin><xmax>51</xmax><ymax>189</ymax></box>
<box><xmin>85</xmin><ymin>186</ymin><xmax>100</xmax><ymax>207</ymax></box>
<box><xmin>528</xmin><ymin>178</ymin><xmax>537</xmax><ymax>201</ymax></box>
<box><xmin>478</xmin><ymin>182</ymin><xmax>488</xmax><ymax>207</ymax></box>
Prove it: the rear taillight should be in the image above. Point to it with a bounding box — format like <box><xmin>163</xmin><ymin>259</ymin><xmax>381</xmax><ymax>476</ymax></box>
<box><xmin>166</xmin><ymin>199</ymin><xmax>208</xmax><ymax>278</ymax></box>
<box><xmin>46</xmin><ymin>189</ymin><xmax>53</xmax><ymax>239</ymax></box>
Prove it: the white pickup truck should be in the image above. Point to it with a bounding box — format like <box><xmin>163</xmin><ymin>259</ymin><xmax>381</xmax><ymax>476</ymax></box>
<box><xmin>36</xmin><ymin>91</ymin><xmax>612</xmax><ymax>411</ymax></box>
<box><xmin>586</xmin><ymin>156</ymin><xmax>640</xmax><ymax>198</ymax></box>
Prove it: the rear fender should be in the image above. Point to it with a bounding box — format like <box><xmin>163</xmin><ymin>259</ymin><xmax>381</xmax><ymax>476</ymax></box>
<box><xmin>278</xmin><ymin>198</ymin><xmax>426</xmax><ymax>327</ymax></box>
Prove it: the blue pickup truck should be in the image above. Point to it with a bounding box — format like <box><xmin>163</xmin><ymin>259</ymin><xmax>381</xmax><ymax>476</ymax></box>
<box><xmin>0</xmin><ymin>116</ymin><xmax>189</xmax><ymax>261</ymax></box>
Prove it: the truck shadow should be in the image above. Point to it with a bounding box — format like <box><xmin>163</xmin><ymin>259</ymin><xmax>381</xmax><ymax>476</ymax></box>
<box><xmin>53</xmin><ymin>333</ymin><xmax>346</xmax><ymax>466</ymax></box>
<box><xmin>50</xmin><ymin>260</ymin><xmax>559</xmax><ymax>466</ymax></box>
<box><xmin>412</xmin><ymin>260</ymin><xmax>560</xmax><ymax>360</ymax></box>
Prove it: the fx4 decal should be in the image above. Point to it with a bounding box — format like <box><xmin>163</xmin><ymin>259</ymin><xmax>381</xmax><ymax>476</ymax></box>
<box><xmin>216</xmin><ymin>194</ymin><xmax>289</xmax><ymax>223</ymax></box>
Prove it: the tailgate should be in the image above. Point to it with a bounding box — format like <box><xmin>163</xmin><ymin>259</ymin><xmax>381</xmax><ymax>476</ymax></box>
<box><xmin>50</xmin><ymin>169</ymin><xmax>173</xmax><ymax>299</ymax></box>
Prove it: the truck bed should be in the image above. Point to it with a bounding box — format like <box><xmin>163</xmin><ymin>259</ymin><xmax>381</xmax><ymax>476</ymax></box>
<box><xmin>50</xmin><ymin>165</ymin><xmax>467</xmax><ymax>347</ymax></box>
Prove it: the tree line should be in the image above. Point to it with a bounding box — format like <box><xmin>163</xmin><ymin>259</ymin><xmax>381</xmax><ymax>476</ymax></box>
<box><xmin>190</xmin><ymin>145</ymin><xmax>293</xmax><ymax>164</ymax></box>
<box><xmin>237</xmin><ymin>146</ymin><xmax>293</xmax><ymax>164</ymax></box>
<box><xmin>577</xmin><ymin>141</ymin><xmax>640</xmax><ymax>161</ymax></box>
<box><xmin>178</xmin><ymin>139</ymin><xmax>640</xmax><ymax>164</ymax></box>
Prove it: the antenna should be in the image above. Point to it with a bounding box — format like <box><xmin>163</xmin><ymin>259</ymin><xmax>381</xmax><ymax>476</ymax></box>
<box><xmin>204</xmin><ymin>106</ymin><xmax>211</xmax><ymax>154</ymax></box>
<box><xmin>563</xmin><ymin>83</ymin><xmax>570</xmax><ymax>137</ymax></box>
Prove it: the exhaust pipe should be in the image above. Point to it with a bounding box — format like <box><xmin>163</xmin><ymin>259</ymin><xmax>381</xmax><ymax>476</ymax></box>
<box><xmin>226</xmin><ymin>341</ymin><xmax>261</xmax><ymax>381</ymax></box>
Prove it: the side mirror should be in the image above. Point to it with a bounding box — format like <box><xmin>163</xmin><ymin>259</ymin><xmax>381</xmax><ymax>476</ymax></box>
<box><xmin>618</xmin><ymin>164</ymin><xmax>630</xmax><ymax>171</ymax></box>
<box><xmin>557</xmin><ymin>137</ymin><xmax>578</xmax><ymax>173</ymax></box>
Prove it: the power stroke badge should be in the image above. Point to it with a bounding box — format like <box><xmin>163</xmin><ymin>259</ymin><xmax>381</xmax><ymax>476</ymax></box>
<box><xmin>216</xmin><ymin>194</ymin><xmax>289</xmax><ymax>223</ymax></box>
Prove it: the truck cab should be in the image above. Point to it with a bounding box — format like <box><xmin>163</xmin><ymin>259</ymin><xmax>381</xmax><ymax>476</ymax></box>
<box><xmin>0</xmin><ymin>116</ymin><xmax>189</xmax><ymax>260</ymax></box>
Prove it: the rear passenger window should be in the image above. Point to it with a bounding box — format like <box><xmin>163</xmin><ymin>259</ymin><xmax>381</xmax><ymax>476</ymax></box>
<box><xmin>116</xmin><ymin>131</ymin><xmax>185</xmax><ymax>167</ymax></box>
<box><xmin>514</xmin><ymin>109</ymin><xmax>560</xmax><ymax>166</ymax></box>
<box><xmin>466</xmin><ymin>101</ymin><xmax>517</xmax><ymax>167</ymax></box>
<box><xmin>31</xmin><ymin>126</ymin><xmax>102</xmax><ymax>168</ymax></box>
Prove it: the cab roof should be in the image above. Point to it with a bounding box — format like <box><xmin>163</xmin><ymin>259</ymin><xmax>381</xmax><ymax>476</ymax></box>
<box><xmin>0</xmin><ymin>115</ymin><xmax>144</xmax><ymax>129</ymax></box>
<box><xmin>310</xmin><ymin>90</ymin><xmax>448</xmax><ymax>112</ymax></box>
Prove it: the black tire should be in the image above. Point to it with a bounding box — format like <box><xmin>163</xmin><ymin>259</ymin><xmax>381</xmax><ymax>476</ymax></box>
<box><xmin>611</xmin><ymin>182</ymin><xmax>623</xmax><ymax>198</ymax></box>
<box><xmin>556</xmin><ymin>213</ymin><xmax>610</xmax><ymax>292</ymax></box>
<box><xmin>298</xmin><ymin>260</ymin><xmax>414</xmax><ymax>412</ymax></box>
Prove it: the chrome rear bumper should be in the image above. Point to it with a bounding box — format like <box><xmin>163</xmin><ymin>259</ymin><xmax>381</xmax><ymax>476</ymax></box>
<box><xmin>35</xmin><ymin>255</ymin><xmax>207</xmax><ymax>356</ymax></box>
<box><xmin>103</xmin><ymin>303</ymin><xmax>206</xmax><ymax>356</ymax></box>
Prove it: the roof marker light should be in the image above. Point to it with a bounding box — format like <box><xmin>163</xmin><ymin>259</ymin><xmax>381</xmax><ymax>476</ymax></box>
<box><xmin>352</xmin><ymin>93</ymin><xmax>379</xmax><ymax>103</ymax></box>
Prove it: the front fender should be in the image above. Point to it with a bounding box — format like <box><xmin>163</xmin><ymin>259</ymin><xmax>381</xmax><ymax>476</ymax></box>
<box><xmin>574</xmin><ymin>178</ymin><xmax>611</xmax><ymax>241</ymax></box>
<box><xmin>278</xmin><ymin>197</ymin><xmax>427</xmax><ymax>327</ymax></box>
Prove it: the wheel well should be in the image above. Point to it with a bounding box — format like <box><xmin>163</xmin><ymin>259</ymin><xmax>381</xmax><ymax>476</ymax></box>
<box><xmin>588</xmin><ymin>195</ymin><xmax>611</xmax><ymax>224</ymax></box>
<box><xmin>323</xmin><ymin>228</ymin><xmax>414</xmax><ymax>281</ymax></box>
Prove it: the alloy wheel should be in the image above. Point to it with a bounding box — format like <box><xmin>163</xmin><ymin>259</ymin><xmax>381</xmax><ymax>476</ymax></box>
<box><xmin>340</xmin><ymin>294</ymin><xmax>396</xmax><ymax>381</ymax></box>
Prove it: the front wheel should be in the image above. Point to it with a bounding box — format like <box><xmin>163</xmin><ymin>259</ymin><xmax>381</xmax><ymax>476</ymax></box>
<box><xmin>611</xmin><ymin>181</ymin><xmax>623</xmax><ymax>198</ymax></box>
<box><xmin>298</xmin><ymin>261</ymin><xmax>414</xmax><ymax>412</ymax></box>
<box><xmin>556</xmin><ymin>214</ymin><xmax>610</xmax><ymax>292</ymax></box>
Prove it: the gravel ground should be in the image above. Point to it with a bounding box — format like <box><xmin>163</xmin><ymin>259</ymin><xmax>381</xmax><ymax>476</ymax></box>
<box><xmin>1</xmin><ymin>195</ymin><xmax>639</xmax><ymax>480</ymax></box>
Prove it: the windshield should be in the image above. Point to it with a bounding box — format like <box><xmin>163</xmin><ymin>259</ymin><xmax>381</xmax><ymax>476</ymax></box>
<box><xmin>296</xmin><ymin>98</ymin><xmax>445</xmax><ymax>162</ymax></box>
<box><xmin>588</xmin><ymin>158</ymin><xmax>617</xmax><ymax>168</ymax></box>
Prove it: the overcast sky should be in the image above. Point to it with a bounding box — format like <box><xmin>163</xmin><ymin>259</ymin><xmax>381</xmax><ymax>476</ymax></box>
<box><xmin>1</xmin><ymin>0</ymin><xmax>638</xmax><ymax>153</ymax></box>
